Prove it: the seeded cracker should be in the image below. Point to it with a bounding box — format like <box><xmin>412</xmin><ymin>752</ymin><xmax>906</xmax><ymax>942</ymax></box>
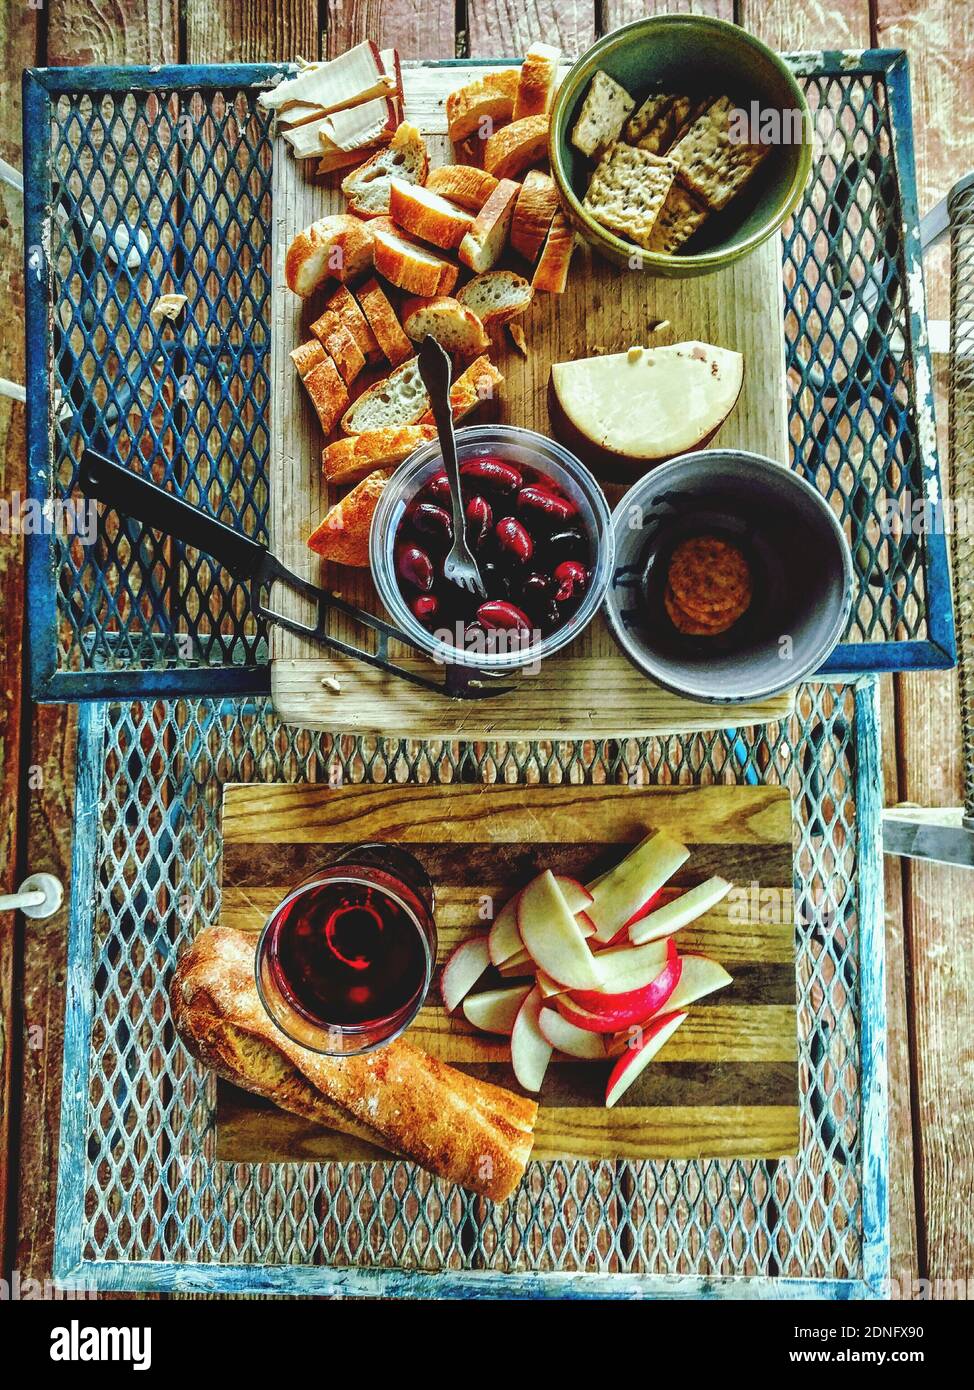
<box><xmin>624</xmin><ymin>94</ymin><xmax>675</xmax><ymax>145</ymax></box>
<box><xmin>571</xmin><ymin>70</ymin><xmax>636</xmax><ymax>158</ymax></box>
<box><xmin>582</xmin><ymin>142</ymin><xmax>678</xmax><ymax>250</ymax></box>
<box><xmin>647</xmin><ymin>182</ymin><xmax>711</xmax><ymax>254</ymax></box>
<box><xmin>668</xmin><ymin>94</ymin><xmax>771</xmax><ymax>212</ymax></box>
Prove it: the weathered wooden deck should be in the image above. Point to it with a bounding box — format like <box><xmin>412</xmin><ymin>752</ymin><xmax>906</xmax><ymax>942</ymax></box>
<box><xmin>0</xmin><ymin>0</ymin><xmax>971</xmax><ymax>1294</ymax></box>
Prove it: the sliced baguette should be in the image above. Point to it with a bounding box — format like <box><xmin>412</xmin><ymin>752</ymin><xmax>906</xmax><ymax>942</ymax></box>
<box><xmin>458</xmin><ymin>177</ymin><xmax>520</xmax><ymax>273</ymax></box>
<box><xmin>307</xmin><ymin>470</ymin><xmax>389</xmax><ymax>566</ymax></box>
<box><xmin>340</xmin><ymin>122</ymin><xmax>429</xmax><ymax>216</ymax></box>
<box><xmin>290</xmin><ymin>339</ymin><xmax>327</xmax><ymax>378</ymax></box>
<box><xmin>513</xmin><ymin>42</ymin><xmax>561</xmax><ymax>121</ymax></box>
<box><xmin>446</xmin><ymin>69</ymin><xmax>518</xmax><ymax>143</ymax></box>
<box><xmin>418</xmin><ymin>354</ymin><xmax>503</xmax><ymax>425</ymax></box>
<box><xmin>388</xmin><ymin>178</ymin><xmax>473</xmax><ymax>250</ymax></box>
<box><xmin>322</xmin><ymin>424</ymin><xmax>438</xmax><ymax>485</ymax></box>
<box><xmin>284</xmin><ymin>214</ymin><xmax>374</xmax><ymax>297</ymax></box>
<box><xmin>401</xmin><ymin>296</ymin><xmax>490</xmax><ymax>356</ymax></box>
<box><xmin>483</xmin><ymin>114</ymin><xmax>549</xmax><ymax>180</ymax></box>
<box><xmin>300</xmin><ymin>353</ymin><xmax>351</xmax><ymax>434</ymax></box>
<box><xmin>372</xmin><ymin>223</ymin><xmax>459</xmax><ymax>296</ymax></box>
<box><xmin>532</xmin><ymin>210</ymin><xmax>576</xmax><ymax>293</ymax></box>
<box><xmin>308</xmin><ymin>308</ymin><xmax>367</xmax><ymax>385</ymax></box>
<box><xmin>341</xmin><ymin>355</ymin><xmax>429</xmax><ymax>434</ymax></box>
<box><xmin>510</xmin><ymin>168</ymin><xmax>559</xmax><ymax>262</ymax></box>
<box><xmin>326</xmin><ymin>283</ymin><xmax>380</xmax><ymax>362</ymax></box>
<box><xmin>353</xmin><ymin>276</ymin><xmax>413</xmax><ymax>366</ymax></box>
<box><xmin>570</xmin><ymin>69</ymin><xmax>635</xmax><ymax>158</ymax></box>
<box><xmin>456</xmin><ymin>269</ymin><xmax>533</xmax><ymax>326</ymax></box>
<box><xmin>424</xmin><ymin>165</ymin><xmax>499</xmax><ymax>211</ymax></box>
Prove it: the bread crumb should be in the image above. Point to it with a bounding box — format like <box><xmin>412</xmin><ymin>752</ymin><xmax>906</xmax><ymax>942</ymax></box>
<box><xmin>150</xmin><ymin>292</ymin><xmax>188</xmax><ymax>325</ymax></box>
<box><xmin>321</xmin><ymin>676</ymin><xmax>342</xmax><ymax>693</ymax></box>
<box><xmin>627</xmin><ymin>346</ymin><xmax>643</xmax><ymax>362</ymax></box>
<box><xmin>507</xmin><ymin>322</ymin><xmax>528</xmax><ymax>357</ymax></box>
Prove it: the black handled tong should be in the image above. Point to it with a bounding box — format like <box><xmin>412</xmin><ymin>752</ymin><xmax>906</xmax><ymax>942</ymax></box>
<box><xmin>79</xmin><ymin>449</ymin><xmax>514</xmax><ymax>699</ymax></box>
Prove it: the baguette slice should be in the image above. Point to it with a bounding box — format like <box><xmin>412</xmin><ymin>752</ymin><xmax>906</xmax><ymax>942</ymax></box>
<box><xmin>325</xmin><ymin>283</ymin><xmax>380</xmax><ymax>362</ymax></box>
<box><xmin>372</xmin><ymin>223</ymin><xmax>459</xmax><ymax>296</ymax></box>
<box><xmin>424</xmin><ymin>164</ymin><xmax>499</xmax><ymax>211</ymax></box>
<box><xmin>300</xmin><ymin>353</ymin><xmax>351</xmax><ymax>434</ymax></box>
<box><xmin>510</xmin><ymin>168</ymin><xmax>559</xmax><ymax>262</ymax></box>
<box><xmin>446</xmin><ymin>68</ymin><xmax>518</xmax><ymax>143</ymax></box>
<box><xmin>170</xmin><ymin>925</ymin><xmax>537</xmax><ymax>1201</ymax></box>
<box><xmin>341</xmin><ymin>355</ymin><xmax>428</xmax><ymax>434</ymax></box>
<box><xmin>322</xmin><ymin>424</ymin><xmax>438</xmax><ymax>485</ymax></box>
<box><xmin>308</xmin><ymin>308</ymin><xmax>367</xmax><ymax>385</ymax></box>
<box><xmin>532</xmin><ymin>210</ymin><xmax>576</xmax><ymax>293</ymax></box>
<box><xmin>354</xmin><ymin>276</ymin><xmax>413</xmax><ymax>366</ymax></box>
<box><xmin>401</xmin><ymin>295</ymin><xmax>490</xmax><ymax>356</ymax></box>
<box><xmin>483</xmin><ymin>114</ymin><xmax>549</xmax><ymax>180</ymax></box>
<box><xmin>570</xmin><ymin>69</ymin><xmax>635</xmax><ymax>158</ymax></box>
<box><xmin>307</xmin><ymin>470</ymin><xmax>389</xmax><ymax>566</ymax></box>
<box><xmin>418</xmin><ymin>354</ymin><xmax>503</xmax><ymax>425</ymax></box>
<box><xmin>341</xmin><ymin>122</ymin><xmax>429</xmax><ymax>216</ymax></box>
<box><xmin>290</xmin><ymin>339</ymin><xmax>327</xmax><ymax>378</ymax></box>
<box><xmin>285</xmin><ymin>214</ymin><xmax>374</xmax><ymax>297</ymax></box>
<box><xmin>513</xmin><ymin>42</ymin><xmax>561</xmax><ymax>120</ymax></box>
<box><xmin>388</xmin><ymin>178</ymin><xmax>473</xmax><ymax>250</ymax></box>
<box><xmin>458</xmin><ymin>177</ymin><xmax>520</xmax><ymax>273</ymax></box>
<box><xmin>456</xmin><ymin>269</ymin><xmax>533</xmax><ymax>326</ymax></box>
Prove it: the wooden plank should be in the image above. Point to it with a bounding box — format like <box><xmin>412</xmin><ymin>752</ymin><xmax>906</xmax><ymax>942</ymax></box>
<box><xmin>603</xmin><ymin>0</ymin><xmax>734</xmax><ymax>28</ymax></box>
<box><xmin>0</xmin><ymin>0</ymin><xmax>39</xmax><ymax>1283</ymax></box>
<box><xmin>186</xmin><ymin>0</ymin><xmax>319</xmax><ymax>63</ymax></box>
<box><xmin>268</xmin><ymin>59</ymin><xmax>792</xmax><ymax>736</ymax></box>
<box><xmin>467</xmin><ymin>1</ymin><xmax>595</xmax><ymax>58</ymax></box>
<box><xmin>217</xmin><ymin>780</ymin><xmax>797</xmax><ymax>1162</ymax></box>
<box><xmin>326</xmin><ymin>0</ymin><xmax>456</xmax><ymax>60</ymax></box>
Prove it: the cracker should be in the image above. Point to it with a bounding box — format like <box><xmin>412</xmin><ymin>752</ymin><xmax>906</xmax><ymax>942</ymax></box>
<box><xmin>571</xmin><ymin>70</ymin><xmax>636</xmax><ymax>158</ymax></box>
<box><xmin>582</xmin><ymin>142</ymin><xmax>677</xmax><ymax>250</ymax></box>
<box><xmin>668</xmin><ymin>94</ymin><xmax>771</xmax><ymax>211</ymax></box>
<box><xmin>664</xmin><ymin>584</ymin><xmax>740</xmax><ymax>636</ymax></box>
<box><xmin>624</xmin><ymin>93</ymin><xmax>675</xmax><ymax>146</ymax></box>
<box><xmin>667</xmin><ymin>535</ymin><xmax>752</xmax><ymax>626</ymax></box>
<box><xmin>647</xmin><ymin>182</ymin><xmax>711</xmax><ymax>254</ymax></box>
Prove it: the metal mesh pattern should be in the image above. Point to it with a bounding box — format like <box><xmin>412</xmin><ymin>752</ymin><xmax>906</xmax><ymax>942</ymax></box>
<box><xmin>25</xmin><ymin>53</ymin><xmax>951</xmax><ymax>698</ymax></box>
<box><xmin>46</xmin><ymin>81</ymin><xmax>272</xmax><ymax>677</ymax></box>
<box><xmin>69</xmin><ymin>686</ymin><xmax>875</xmax><ymax>1287</ymax></box>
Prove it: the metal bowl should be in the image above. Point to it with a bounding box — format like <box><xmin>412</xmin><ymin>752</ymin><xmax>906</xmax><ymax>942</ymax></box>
<box><xmin>604</xmin><ymin>450</ymin><xmax>853</xmax><ymax>703</ymax></box>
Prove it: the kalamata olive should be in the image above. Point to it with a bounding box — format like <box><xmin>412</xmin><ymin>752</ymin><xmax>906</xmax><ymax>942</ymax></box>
<box><xmin>553</xmin><ymin>559</ymin><xmax>589</xmax><ymax>602</ymax></box>
<box><xmin>520</xmin><ymin>571</ymin><xmax>553</xmax><ymax>605</ymax></box>
<box><xmin>544</xmin><ymin>527</ymin><xmax>589</xmax><ymax>563</ymax></box>
<box><xmin>494</xmin><ymin>516</ymin><xmax>533</xmax><ymax>564</ymax></box>
<box><xmin>421</xmin><ymin>471</ymin><xmax>452</xmax><ymax>505</ymax></box>
<box><xmin>478</xmin><ymin>559</ymin><xmax>511</xmax><ymax>599</ymax></box>
<box><xmin>465</xmin><ymin>495</ymin><xmax>493</xmax><ymax>547</ymax></box>
<box><xmin>396</xmin><ymin>544</ymin><xmax>434</xmax><ymax>592</ymax></box>
<box><xmin>476</xmin><ymin>599</ymin><xmax>532</xmax><ymax>635</ymax></box>
<box><xmin>410</xmin><ymin>593</ymin><xmax>439</xmax><ymax>624</ymax></box>
<box><xmin>516</xmin><ymin>485</ymin><xmax>576</xmax><ymax>525</ymax></box>
<box><xmin>409</xmin><ymin>501</ymin><xmax>453</xmax><ymax>545</ymax></box>
<box><xmin>460</xmin><ymin>457</ymin><xmax>522</xmax><ymax>493</ymax></box>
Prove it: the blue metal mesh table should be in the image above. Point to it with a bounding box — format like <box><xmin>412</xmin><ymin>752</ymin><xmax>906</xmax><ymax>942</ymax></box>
<box><xmin>19</xmin><ymin>52</ymin><xmax>913</xmax><ymax>1296</ymax></box>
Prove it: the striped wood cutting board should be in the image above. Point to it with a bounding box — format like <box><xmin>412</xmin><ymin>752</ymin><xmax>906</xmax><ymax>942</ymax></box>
<box><xmin>216</xmin><ymin>781</ymin><xmax>798</xmax><ymax>1161</ymax></box>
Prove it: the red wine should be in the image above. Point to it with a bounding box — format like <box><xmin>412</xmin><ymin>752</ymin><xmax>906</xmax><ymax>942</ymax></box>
<box><xmin>266</xmin><ymin>875</ymin><xmax>429</xmax><ymax>1029</ymax></box>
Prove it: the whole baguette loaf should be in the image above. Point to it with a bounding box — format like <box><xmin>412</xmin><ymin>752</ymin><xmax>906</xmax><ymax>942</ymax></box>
<box><xmin>171</xmin><ymin>926</ymin><xmax>537</xmax><ymax>1200</ymax></box>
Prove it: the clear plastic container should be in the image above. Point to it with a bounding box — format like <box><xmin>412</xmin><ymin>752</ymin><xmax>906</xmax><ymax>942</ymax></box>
<box><xmin>369</xmin><ymin>425</ymin><xmax>615</xmax><ymax>673</ymax></box>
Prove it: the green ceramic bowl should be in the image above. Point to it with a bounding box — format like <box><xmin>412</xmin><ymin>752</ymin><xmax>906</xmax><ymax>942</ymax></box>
<box><xmin>549</xmin><ymin>15</ymin><xmax>812</xmax><ymax>277</ymax></box>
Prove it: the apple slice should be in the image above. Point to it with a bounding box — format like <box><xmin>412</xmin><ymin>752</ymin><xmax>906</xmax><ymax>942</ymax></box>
<box><xmin>605</xmin><ymin>1010</ymin><xmax>687</xmax><ymax>1107</ymax></box>
<box><xmin>585</xmin><ymin>831</ymin><xmax>690</xmax><ymax>943</ymax></box>
<box><xmin>567</xmin><ymin>941</ymin><xmax>681</xmax><ymax>1030</ymax></box>
<box><xmin>463</xmin><ymin>984</ymin><xmax>532</xmax><ymax>1035</ymax></box>
<box><xmin>554</xmin><ymin>875</ymin><xmax>594</xmax><ymax>915</ymax></box>
<box><xmin>652</xmin><ymin>952</ymin><xmax>732</xmax><ymax>1013</ymax></box>
<box><xmin>511</xmin><ymin>985</ymin><xmax>552</xmax><ymax>1092</ymax></box>
<box><xmin>537</xmin><ymin>970</ymin><xmax>565</xmax><ymax>999</ymax></box>
<box><xmin>497</xmin><ymin>949</ymin><xmax>533</xmax><ymax>976</ymax></box>
<box><xmin>538</xmin><ymin>1008</ymin><xmax>608</xmax><ymax>1059</ymax></box>
<box><xmin>629</xmin><ymin>875</ymin><xmax>733</xmax><ymax>945</ymax></box>
<box><xmin>517</xmin><ymin>870</ymin><xmax>603</xmax><ymax>990</ymax></box>
<box><xmin>588</xmin><ymin>937</ymin><xmax>670</xmax><ymax>992</ymax></box>
<box><xmin>441</xmin><ymin>935</ymin><xmax>490</xmax><ymax>1012</ymax></box>
<box><xmin>487</xmin><ymin>892</ymin><xmax>522</xmax><ymax>965</ymax></box>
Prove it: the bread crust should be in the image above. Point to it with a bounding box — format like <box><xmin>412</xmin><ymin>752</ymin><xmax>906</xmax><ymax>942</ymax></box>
<box><xmin>170</xmin><ymin>926</ymin><xmax>537</xmax><ymax>1199</ymax></box>
<box><xmin>483</xmin><ymin>114</ymin><xmax>550</xmax><ymax>181</ymax></box>
<box><xmin>532</xmin><ymin>210</ymin><xmax>576</xmax><ymax>294</ymax></box>
<box><xmin>300</xmin><ymin>353</ymin><xmax>351</xmax><ymax>434</ymax></box>
<box><xmin>424</xmin><ymin>164</ymin><xmax>499</xmax><ymax>211</ymax></box>
<box><xmin>307</xmin><ymin>469</ymin><xmax>389</xmax><ymax>564</ymax></box>
<box><xmin>372</xmin><ymin>223</ymin><xmax>459</xmax><ymax>296</ymax></box>
<box><xmin>513</xmin><ymin>42</ymin><xmax>561</xmax><ymax>121</ymax></box>
<box><xmin>354</xmin><ymin>276</ymin><xmax>413</xmax><ymax>366</ymax></box>
<box><xmin>510</xmin><ymin>168</ymin><xmax>559</xmax><ymax>262</ymax></box>
<box><xmin>309</xmin><ymin>308</ymin><xmax>367</xmax><ymax>385</ymax></box>
<box><xmin>418</xmin><ymin>354</ymin><xmax>503</xmax><ymax>424</ymax></box>
<box><xmin>388</xmin><ymin>179</ymin><xmax>473</xmax><ymax>250</ymax></box>
<box><xmin>341</xmin><ymin>122</ymin><xmax>429</xmax><ymax>217</ymax></box>
<box><xmin>456</xmin><ymin>269</ymin><xmax>533</xmax><ymax>326</ymax></box>
<box><xmin>446</xmin><ymin>69</ymin><xmax>518</xmax><ymax>143</ymax></box>
<box><xmin>458</xmin><ymin>177</ymin><xmax>519</xmax><ymax>273</ymax></box>
<box><xmin>290</xmin><ymin>339</ymin><xmax>327</xmax><ymax>378</ymax></box>
<box><xmin>285</xmin><ymin>214</ymin><xmax>375</xmax><ymax>297</ymax></box>
<box><xmin>401</xmin><ymin>295</ymin><xmax>490</xmax><ymax>356</ymax></box>
<box><xmin>322</xmin><ymin>424</ymin><xmax>438</xmax><ymax>484</ymax></box>
<box><xmin>326</xmin><ymin>283</ymin><xmax>380</xmax><ymax>361</ymax></box>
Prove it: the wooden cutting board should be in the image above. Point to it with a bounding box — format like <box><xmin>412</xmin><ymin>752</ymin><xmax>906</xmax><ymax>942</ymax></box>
<box><xmin>216</xmin><ymin>781</ymin><xmax>799</xmax><ymax>1162</ymax></box>
<box><xmin>268</xmin><ymin>61</ymin><xmax>794</xmax><ymax>739</ymax></box>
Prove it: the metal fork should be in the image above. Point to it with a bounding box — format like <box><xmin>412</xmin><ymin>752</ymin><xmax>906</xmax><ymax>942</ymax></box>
<box><xmin>417</xmin><ymin>335</ymin><xmax>486</xmax><ymax>598</ymax></box>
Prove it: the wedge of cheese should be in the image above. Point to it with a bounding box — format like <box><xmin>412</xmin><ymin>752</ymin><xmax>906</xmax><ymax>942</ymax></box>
<box><xmin>550</xmin><ymin>342</ymin><xmax>743</xmax><ymax>466</ymax></box>
<box><xmin>259</xmin><ymin>40</ymin><xmax>392</xmax><ymax>114</ymax></box>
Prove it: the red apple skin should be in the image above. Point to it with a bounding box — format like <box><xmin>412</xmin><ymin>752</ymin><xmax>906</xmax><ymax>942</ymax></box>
<box><xmin>555</xmin><ymin>995</ymin><xmax>621</xmax><ymax>1034</ymax></box>
<box><xmin>623</xmin><ymin>888</ymin><xmax>668</xmax><ymax>929</ymax></box>
<box><xmin>604</xmin><ymin>1010</ymin><xmax>687</xmax><ymax>1106</ymax></box>
<box><xmin>564</xmin><ymin>945</ymin><xmax>681</xmax><ymax>1031</ymax></box>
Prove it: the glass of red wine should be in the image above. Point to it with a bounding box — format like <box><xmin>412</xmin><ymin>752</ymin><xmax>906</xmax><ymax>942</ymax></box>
<box><xmin>254</xmin><ymin>843</ymin><xmax>436</xmax><ymax>1055</ymax></box>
